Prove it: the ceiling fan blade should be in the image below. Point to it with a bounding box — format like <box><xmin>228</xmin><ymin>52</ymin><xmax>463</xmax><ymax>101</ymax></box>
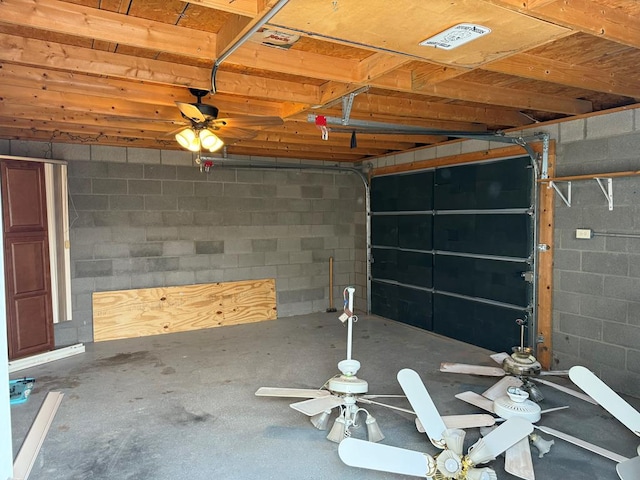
<box><xmin>164</xmin><ymin>125</ymin><xmax>190</xmax><ymax>137</ymax></box>
<box><xmin>215</xmin><ymin>127</ymin><xmax>258</xmax><ymax>140</ymax></box>
<box><xmin>338</xmin><ymin>437</ymin><xmax>435</xmax><ymax>478</ymax></box>
<box><xmin>255</xmin><ymin>387</ymin><xmax>330</xmax><ymax>398</ymax></box>
<box><xmin>530</xmin><ymin>377</ymin><xmax>597</xmax><ymax>405</ymax></box>
<box><xmin>290</xmin><ymin>395</ymin><xmax>344</xmax><ymax>416</ymax></box>
<box><xmin>569</xmin><ymin>366</ymin><xmax>640</xmax><ymax>435</ymax></box>
<box><xmin>440</xmin><ymin>362</ymin><xmax>505</xmax><ymax>377</ymax></box>
<box><xmin>417</xmin><ymin>415</ymin><xmax>496</xmax><ymax>433</ymax></box>
<box><xmin>490</xmin><ymin>352</ymin><xmax>510</xmax><ymax>364</ymax></box>
<box><xmin>455</xmin><ymin>391</ymin><xmax>495</xmax><ymax>414</ymax></box>
<box><xmin>212</xmin><ymin>116</ymin><xmax>283</xmax><ymax>128</ymax></box>
<box><xmin>483</xmin><ymin>376</ymin><xmax>523</xmax><ymax>401</ymax></box>
<box><xmin>175</xmin><ymin>101</ymin><xmax>207</xmax><ymax>123</ymax></box>
<box><xmin>468</xmin><ymin>417</ymin><xmax>534</xmax><ymax>465</ymax></box>
<box><xmin>617</xmin><ymin>456</ymin><xmax>640</xmax><ymax>480</ymax></box>
<box><xmin>505</xmin><ymin>437</ymin><xmax>535</xmax><ymax>480</ymax></box>
<box><xmin>442</xmin><ymin>414</ymin><xmax>496</xmax><ymax>430</ymax></box>
<box><xmin>535</xmin><ymin>425</ymin><xmax>629</xmax><ymax>463</ymax></box>
<box><xmin>397</xmin><ymin>368</ymin><xmax>447</xmax><ymax>448</ymax></box>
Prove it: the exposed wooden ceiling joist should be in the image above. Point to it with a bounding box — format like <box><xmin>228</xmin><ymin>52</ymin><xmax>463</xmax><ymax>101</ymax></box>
<box><xmin>0</xmin><ymin>0</ymin><xmax>637</xmax><ymax>161</ymax></box>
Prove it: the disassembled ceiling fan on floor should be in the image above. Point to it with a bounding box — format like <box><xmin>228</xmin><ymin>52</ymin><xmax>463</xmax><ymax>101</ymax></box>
<box><xmin>569</xmin><ymin>366</ymin><xmax>640</xmax><ymax>480</ymax></box>
<box><xmin>256</xmin><ymin>287</ymin><xmax>495</xmax><ymax>443</ymax></box>
<box><xmin>171</xmin><ymin>88</ymin><xmax>283</xmax><ymax>166</ymax></box>
<box><xmin>440</xmin><ymin>318</ymin><xmax>595</xmax><ymax>404</ymax></box>
<box><xmin>339</xmin><ymin>368</ymin><xmax>535</xmax><ymax>479</ymax></box>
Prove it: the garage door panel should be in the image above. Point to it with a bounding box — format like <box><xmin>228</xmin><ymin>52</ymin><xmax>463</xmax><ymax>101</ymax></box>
<box><xmin>371</xmin><ymin>248</ymin><xmax>397</xmax><ymax>281</ymax></box>
<box><xmin>398</xmin><ymin>251</ymin><xmax>433</xmax><ymax>288</ymax></box>
<box><xmin>434</xmin><ymin>256</ymin><xmax>530</xmax><ymax>306</ymax></box>
<box><xmin>435</xmin><ymin>157</ymin><xmax>531</xmax><ymax>210</ymax></box>
<box><xmin>371</xmin><ymin>281</ymin><xmax>398</xmax><ymax>320</ymax></box>
<box><xmin>398</xmin><ymin>215</ymin><xmax>433</xmax><ymax>250</ymax></box>
<box><xmin>398</xmin><ymin>287</ymin><xmax>433</xmax><ymax>330</ymax></box>
<box><xmin>434</xmin><ymin>214</ymin><xmax>531</xmax><ymax>257</ymax></box>
<box><xmin>371</xmin><ymin>216</ymin><xmax>398</xmax><ymax>247</ymax></box>
<box><xmin>433</xmin><ymin>294</ymin><xmax>523</xmax><ymax>352</ymax></box>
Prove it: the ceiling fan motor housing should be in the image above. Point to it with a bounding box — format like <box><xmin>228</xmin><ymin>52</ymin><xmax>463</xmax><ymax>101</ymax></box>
<box><xmin>328</xmin><ymin>376</ymin><xmax>368</xmax><ymax>394</ymax></box>
<box><xmin>502</xmin><ymin>346</ymin><xmax>542</xmax><ymax>376</ymax></box>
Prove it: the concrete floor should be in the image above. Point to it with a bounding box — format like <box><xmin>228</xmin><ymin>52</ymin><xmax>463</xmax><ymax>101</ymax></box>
<box><xmin>9</xmin><ymin>313</ymin><xmax>640</xmax><ymax>480</ymax></box>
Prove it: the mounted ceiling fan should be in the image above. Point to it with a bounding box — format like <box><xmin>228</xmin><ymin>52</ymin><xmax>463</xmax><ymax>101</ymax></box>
<box><xmin>440</xmin><ymin>318</ymin><xmax>595</xmax><ymax>405</ymax></box>
<box><xmin>256</xmin><ymin>287</ymin><xmax>496</xmax><ymax>443</ymax></box>
<box><xmin>171</xmin><ymin>88</ymin><xmax>283</xmax><ymax>154</ymax></box>
<box><xmin>339</xmin><ymin>367</ymin><xmax>535</xmax><ymax>479</ymax></box>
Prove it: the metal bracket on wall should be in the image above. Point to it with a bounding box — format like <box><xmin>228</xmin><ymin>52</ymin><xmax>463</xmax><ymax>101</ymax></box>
<box><xmin>595</xmin><ymin>177</ymin><xmax>613</xmax><ymax>211</ymax></box>
<box><xmin>548</xmin><ymin>180</ymin><xmax>571</xmax><ymax>207</ymax></box>
<box><xmin>547</xmin><ymin>177</ymin><xmax>613</xmax><ymax>210</ymax></box>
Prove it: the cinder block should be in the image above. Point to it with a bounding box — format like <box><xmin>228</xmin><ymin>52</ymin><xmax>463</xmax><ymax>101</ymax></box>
<box><xmin>194</xmin><ymin>270</ymin><xmax>224</xmax><ymax>283</ymax></box>
<box><xmin>586</xmin><ymin>110</ymin><xmax>633</xmax><ymax>139</ymax></box>
<box><xmin>127</xmin><ymin>147</ymin><xmax>161</xmax><ymax>164</ymax></box>
<box><xmin>552</xmin><ymin>291</ymin><xmax>581</xmax><ymax>314</ymax></box>
<box><xmin>579</xmin><ymin>338</ymin><xmax>626</xmax><ymax>368</ymax></box>
<box><xmin>252</xmin><ymin>239</ymin><xmax>277</xmax><ymax>252</ymax></box>
<box><xmin>95</xmin><ymin>275</ymin><xmax>132</xmax><ymax>291</ymax></box>
<box><xmin>179</xmin><ymin>255</ymin><xmax>211</xmax><ymax>271</ymax></box>
<box><xmin>627</xmin><ymin>349</ymin><xmax>640</xmax><ymax>374</ymax></box>
<box><xmin>109</xmin><ymin>195</ymin><xmax>144</xmax><ymax>211</ymax></box>
<box><xmin>581</xmin><ymin>251</ymin><xmax>628</xmax><ymax>275</ymax></box>
<box><xmin>265</xmin><ymin>251</ymin><xmax>289</xmax><ymax>265</ymax></box>
<box><xmin>71</xmin><ymin>194</ymin><xmax>109</xmax><ymax>211</ymax></box>
<box><xmin>163</xmin><ymin>212</ymin><xmax>194</xmax><ymax>226</ymax></box>
<box><xmin>178</xmin><ymin>197</ymin><xmax>208</xmax><ymax>211</ymax></box>
<box><xmin>128</xmin><ymin>211</ymin><xmax>163</xmax><ymax>226</ymax></box>
<box><xmin>94</xmin><ymin>243</ymin><xmax>129</xmax><ymax>259</ymax></box>
<box><xmin>164</xmin><ymin>271</ymin><xmax>196</xmax><ymax>286</ymax></box>
<box><xmin>75</xmin><ymin>259</ymin><xmax>113</xmax><ymax>278</ymax></box>
<box><xmin>163</xmin><ymin>180</ymin><xmax>194</xmax><ymax>195</ymax></box>
<box><xmin>557</xmin><ymin>312</ymin><xmax>602</xmax><ymax>340</ymax></box>
<box><xmin>144</xmin><ymin>195</ymin><xmax>177</xmax><ymax>211</ymax></box>
<box><xmin>603</xmin><ymin>321</ymin><xmax>640</xmax><ymax>349</ymax></box>
<box><xmin>628</xmin><ymin>302</ymin><xmax>640</xmax><ymax>326</ymax></box>
<box><xmin>224</xmin><ymin>238</ymin><xmax>252</xmax><ymax>254</ymax></box>
<box><xmin>52</xmin><ymin>143</ymin><xmax>90</xmax><ymax>161</ymax></box>
<box><xmin>558</xmin><ymin>270</ymin><xmax>603</xmax><ymax>295</ymax></box>
<box><xmin>0</xmin><ymin>139</ymin><xmax>10</xmax><ymax>154</ymax></box>
<box><xmin>144</xmin><ymin>164</ymin><xmax>177</xmax><ymax>180</ymax></box>
<box><xmin>178</xmin><ymin>226</ymin><xmax>210</xmax><ymax>241</ymax></box>
<box><xmin>72</xmin><ymin>226</ymin><xmax>112</xmax><ymax>245</ymax></box>
<box><xmin>301</xmin><ymin>237</ymin><xmax>324</xmax><ymax>250</ymax></box>
<box><xmin>195</xmin><ymin>240</ymin><xmax>224</xmax><ymax>254</ymax></box>
<box><xmin>551</xmin><ymin>331</ymin><xmax>580</xmax><ymax>356</ymax></box>
<box><xmin>10</xmin><ymin>140</ymin><xmax>50</xmax><ymax>158</ymax></box>
<box><xmin>163</xmin><ymin>240</ymin><xmax>195</xmax><ymax>256</ymax></box>
<box><xmin>130</xmin><ymin>272</ymin><xmax>165</xmax><ymax>289</ymax></box>
<box><xmin>161</xmin><ymin>149</ymin><xmax>193</xmax><ymax>166</ymax></box>
<box><xmin>145</xmin><ymin>256</ymin><xmax>180</xmax><ymax>272</ymax></box>
<box><xmin>109</xmin><ymin>227</ymin><xmax>146</xmax><ymax>243</ymax></box>
<box><xmin>603</xmin><ymin>275</ymin><xmax>640</xmax><ymax>301</ymax></box>
<box><xmin>600</xmin><ymin>365</ymin><xmax>640</xmax><ymax>398</ymax></box>
<box><xmin>53</xmin><ymin>322</ymin><xmax>79</xmax><ymax>347</ymax></box>
<box><xmin>558</xmin><ymin>138</ymin><xmax>609</xmax><ymax>169</ymax></box>
<box><xmin>91</xmin><ymin>145</ymin><xmax>126</xmax><ymax>163</ymax></box>
<box><xmin>107</xmin><ymin>163</ymin><xmax>144</xmax><ymax>179</ymax></box>
<box><xmin>130</xmin><ymin>243</ymin><xmax>163</xmax><ymax>257</ymax></box>
<box><xmin>237</xmin><ymin>170</ymin><xmax>264</xmax><ymax>183</ymax></box>
<box><xmin>559</xmin><ymin>119</ymin><xmax>585</xmax><ymax>143</ymax></box>
<box><xmin>580</xmin><ymin>295</ymin><xmax>627</xmax><ymax>323</ymax></box>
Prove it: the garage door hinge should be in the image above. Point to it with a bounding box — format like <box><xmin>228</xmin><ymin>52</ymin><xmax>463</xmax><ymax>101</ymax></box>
<box><xmin>536</xmin><ymin>334</ymin><xmax>545</xmax><ymax>344</ymax></box>
<box><xmin>521</xmin><ymin>271</ymin><xmax>534</xmax><ymax>283</ymax></box>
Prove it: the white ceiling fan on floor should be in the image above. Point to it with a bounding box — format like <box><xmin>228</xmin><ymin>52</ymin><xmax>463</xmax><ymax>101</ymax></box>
<box><xmin>256</xmin><ymin>287</ymin><xmax>496</xmax><ymax>443</ymax></box>
<box><xmin>339</xmin><ymin>367</ymin><xmax>535</xmax><ymax>479</ymax></box>
<box><xmin>440</xmin><ymin>318</ymin><xmax>595</xmax><ymax>405</ymax></box>
<box><xmin>568</xmin><ymin>366</ymin><xmax>640</xmax><ymax>480</ymax></box>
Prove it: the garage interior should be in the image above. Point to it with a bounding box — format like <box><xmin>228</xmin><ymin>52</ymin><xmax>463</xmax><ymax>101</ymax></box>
<box><xmin>1</xmin><ymin>1</ymin><xmax>640</xmax><ymax>479</ymax></box>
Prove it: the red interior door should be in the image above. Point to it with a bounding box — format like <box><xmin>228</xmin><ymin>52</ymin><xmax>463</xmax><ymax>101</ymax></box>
<box><xmin>1</xmin><ymin>160</ymin><xmax>54</xmax><ymax>360</ymax></box>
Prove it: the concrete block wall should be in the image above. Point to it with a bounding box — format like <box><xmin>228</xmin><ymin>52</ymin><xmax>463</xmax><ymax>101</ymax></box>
<box><xmin>367</xmin><ymin>106</ymin><xmax>640</xmax><ymax>397</ymax></box>
<box><xmin>0</xmin><ymin>141</ymin><xmax>366</xmax><ymax>346</ymax></box>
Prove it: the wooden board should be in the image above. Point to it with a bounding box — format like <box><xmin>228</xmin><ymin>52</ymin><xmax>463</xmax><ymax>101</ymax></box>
<box><xmin>92</xmin><ymin>279</ymin><xmax>277</xmax><ymax>342</ymax></box>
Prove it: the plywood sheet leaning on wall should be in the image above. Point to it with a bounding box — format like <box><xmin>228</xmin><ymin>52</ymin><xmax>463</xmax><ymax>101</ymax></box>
<box><xmin>92</xmin><ymin>279</ymin><xmax>277</xmax><ymax>342</ymax></box>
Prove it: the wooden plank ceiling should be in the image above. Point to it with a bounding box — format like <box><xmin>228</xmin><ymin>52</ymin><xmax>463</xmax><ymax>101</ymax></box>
<box><xmin>0</xmin><ymin>0</ymin><xmax>638</xmax><ymax>162</ymax></box>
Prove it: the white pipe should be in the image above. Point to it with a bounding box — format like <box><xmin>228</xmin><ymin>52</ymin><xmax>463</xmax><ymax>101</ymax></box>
<box><xmin>346</xmin><ymin>287</ymin><xmax>355</xmax><ymax>360</ymax></box>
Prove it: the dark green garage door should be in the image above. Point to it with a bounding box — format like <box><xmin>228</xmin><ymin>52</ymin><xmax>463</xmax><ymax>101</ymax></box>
<box><xmin>370</xmin><ymin>156</ymin><xmax>533</xmax><ymax>352</ymax></box>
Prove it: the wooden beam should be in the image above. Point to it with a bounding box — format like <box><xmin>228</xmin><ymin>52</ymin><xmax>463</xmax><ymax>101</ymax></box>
<box><xmin>536</xmin><ymin>141</ymin><xmax>555</xmax><ymax>370</ymax></box>
<box><xmin>486</xmin><ymin>0</ymin><xmax>640</xmax><ymax>49</ymax></box>
<box><xmin>180</xmin><ymin>0</ymin><xmax>263</xmax><ymax>17</ymax></box>
<box><xmin>0</xmin><ymin>0</ymin><xmax>217</xmax><ymax>59</ymax></box>
<box><xmin>414</xmin><ymin>79</ymin><xmax>593</xmax><ymax>116</ymax></box>
<box><xmin>0</xmin><ymin>33</ymin><xmax>210</xmax><ymax>88</ymax></box>
<box><xmin>485</xmin><ymin>52</ymin><xmax>640</xmax><ymax>98</ymax></box>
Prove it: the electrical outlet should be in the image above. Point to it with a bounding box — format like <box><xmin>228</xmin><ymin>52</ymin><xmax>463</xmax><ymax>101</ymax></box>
<box><xmin>576</xmin><ymin>228</ymin><xmax>592</xmax><ymax>239</ymax></box>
